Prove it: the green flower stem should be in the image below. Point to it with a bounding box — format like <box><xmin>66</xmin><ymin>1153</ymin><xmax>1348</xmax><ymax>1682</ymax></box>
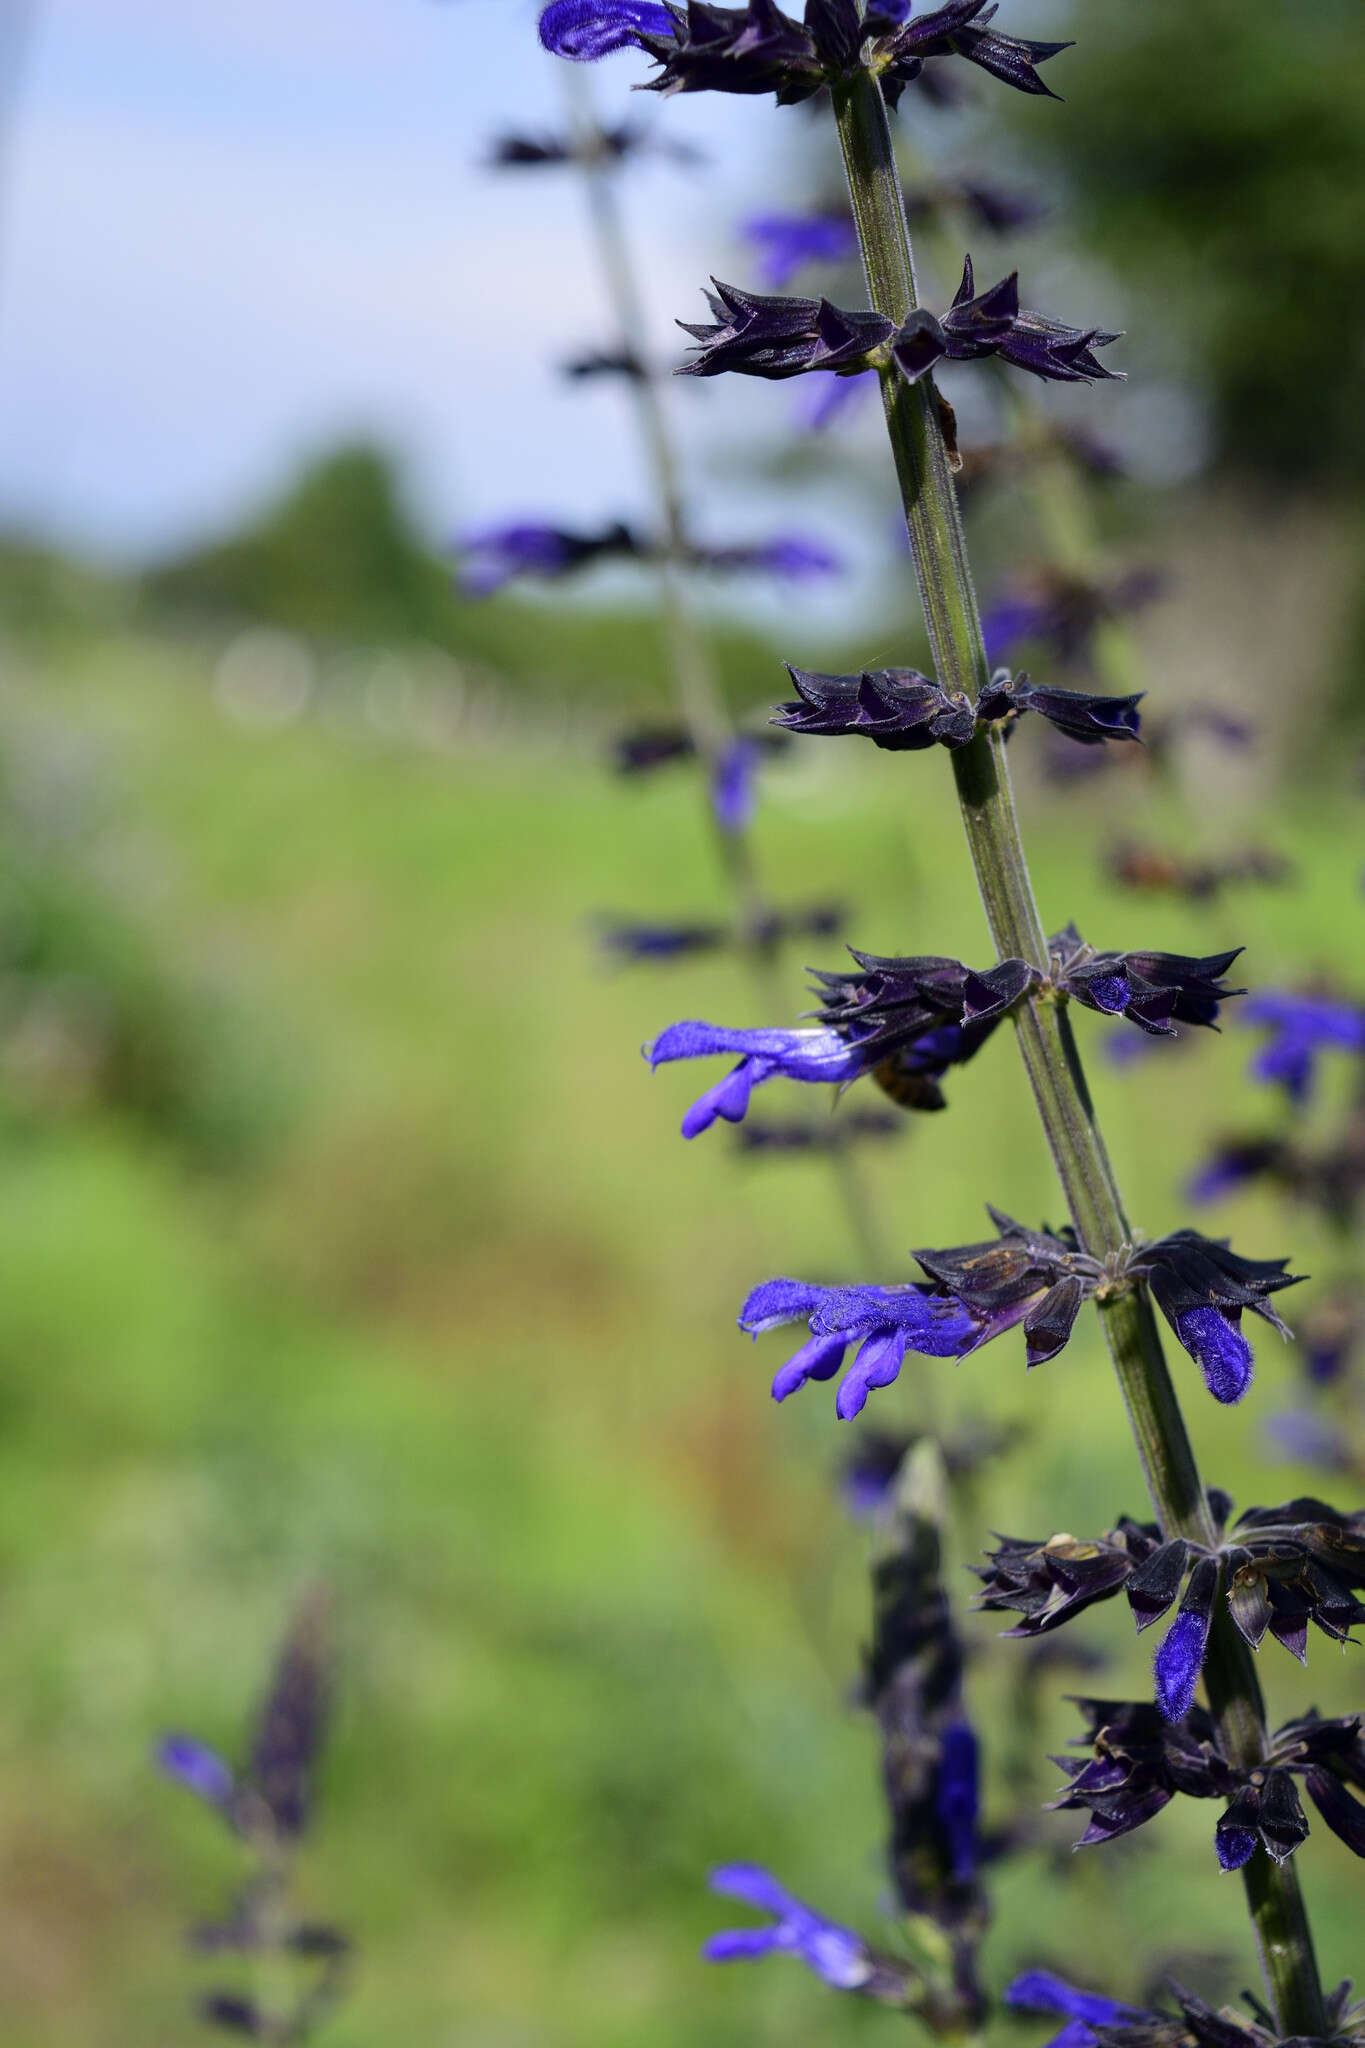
<box><xmin>832</xmin><ymin>62</ymin><xmax>1326</xmax><ymax>2037</ymax></box>
<box><xmin>562</xmin><ymin>71</ymin><xmax>888</xmax><ymax>1269</ymax></box>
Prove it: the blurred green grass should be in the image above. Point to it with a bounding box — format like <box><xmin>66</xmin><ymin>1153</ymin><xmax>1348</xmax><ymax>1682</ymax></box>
<box><xmin>0</xmin><ymin>626</ymin><xmax>1361</xmax><ymax>2045</ymax></box>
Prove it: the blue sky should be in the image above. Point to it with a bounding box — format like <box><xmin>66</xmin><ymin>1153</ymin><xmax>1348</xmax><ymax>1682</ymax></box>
<box><xmin>0</xmin><ymin>0</ymin><xmax>846</xmax><ymax>577</ymax></box>
<box><xmin>0</xmin><ymin>0</ymin><xmax>1175</xmax><ymax>647</ymax></box>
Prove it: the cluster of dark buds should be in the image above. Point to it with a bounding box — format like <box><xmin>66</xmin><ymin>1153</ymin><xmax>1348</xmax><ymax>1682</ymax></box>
<box><xmin>975</xmin><ymin>1491</ymin><xmax>1365</xmax><ymax>1724</ymax></box>
<box><xmin>982</xmin><ymin>565</ymin><xmax>1164</xmax><ymax>668</ymax></box>
<box><xmin>156</xmin><ymin>1592</ymin><xmax>349</xmax><ymax>2040</ymax></box>
<box><xmin>647</xmin><ymin>933</ymin><xmax>1241</xmax><ymax>1134</ymax></box>
<box><xmin>676</xmin><ymin>259</ymin><xmax>1121</xmax><ymax>389</ymax></box>
<box><xmin>742</xmin><ymin>180</ymin><xmax>1044</xmax><ymax>288</ymax></box>
<box><xmin>597</xmin><ymin>900</ymin><xmax>843</xmax><ymax>963</ymax></box>
<box><xmin>561</xmin><ymin>345</ymin><xmax>648</xmax><ymax>382</ymax></box>
<box><xmin>737</xmin><ymin>1210</ymin><xmax>1301</xmax><ymax>1417</ymax></box>
<box><xmin>1107</xmin><ymin>842</ymin><xmax>1296</xmax><ymax>906</ymax></box>
<box><xmin>773</xmin><ymin>661</ymin><xmax>1142</xmax><ymax>751</ymax></box>
<box><xmin>487</xmin><ymin>120</ymin><xmax>700</xmax><ymax>169</ymax></box>
<box><xmin>1045</xmin><ymin>925</ymin><xmax>1244</xmax><ymax>1035</ymax></box>
<box><xmin>1240</xmin><ymin>991</ymin><xmax>1365</xmax><ymax>1106</ymax></box>
<box><xmin>610</xmin><ymin>721</ymin><xmax>791</xmax><ymax>776</ymax></box>
<box><xmin>458</xmin><ymin>518</ymin><xmax>643</xmax><ymax>595</ymax></box>
<box><xmin>1006</xmin><ymin>1968</ymin><xmax>1365</xmax><ymax>2048</ymax></box>
<box><xmin>539</xmin><ymin>0</ymin><xmax>1070</xmax><ymax>106</ymax></box>
<box><xmin>1050</xmin><ymin>1697</ymin><xmax>1365</xmax><ymax>1872</ymax></box>
<box><xmin>458</xmin><ymin>518</ymin><xmax>840</xmax><ymax>596</ymax></box>
<box><xmin>915</xmin><ymin>1210</ymin><xmax>1299</xmax><ymax>1403</ymax></box>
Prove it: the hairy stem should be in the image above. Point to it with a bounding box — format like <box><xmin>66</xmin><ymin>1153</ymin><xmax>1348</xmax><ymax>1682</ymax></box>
<box><xmin>832</xmin><ymin>63</ymin><xmax>1326</xmax><ymax>2037</ymax></box>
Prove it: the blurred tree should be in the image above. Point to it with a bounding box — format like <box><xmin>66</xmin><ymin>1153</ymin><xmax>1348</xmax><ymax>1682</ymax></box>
<box><xmin>143</xmin><ymin>443</ymin><xmax>457</xmax><ymax>646</ymax></box>
<box><xmin>140</xmin><ymin>442</ymin><xmax>791</xmax><ymax>713</ymax></box>
<box><xmin>1024</xmin><ymin>0</ymin><xmax>1365</xmax><ymax>487</ymax></box>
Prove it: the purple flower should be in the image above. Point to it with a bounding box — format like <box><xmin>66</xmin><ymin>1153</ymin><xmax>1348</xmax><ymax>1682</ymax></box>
<box><xmin>678</xmin><ymin>263</ymin><xmax>1121</xmax><ymax>389</ymax></box>
<box><xmin>1151</xmin><ymin>1556</ymin><xmax>1218</xmax><ymax>1722</ymax></box>
<box><xmin>702</xmin><ymin>1864</ymin><xmax>873</xmax><ymax>1988</ymax></box>
<box><xmin>775</xmin><ymin>663</ymin><xmax>979</xmax><ymax>750</ymax></box>
<box><xmin>1172</xmin><ymin>1306</ymin><xmax>1256</xmax><ymax>1405</ymax></box>
<box><xmin>742</xmin><ymin>211</ymin><xmax>857</xmax><ymax>289</ymax></box>
<box><xmin>935</xmin><ymin>1720</ymin><xmax>980</xmax><ymax>1881</ymax></box>
<box><xmin>1004</xmin><ymin>1970</ymin><xmax>1144</xmax><ymax>2048</ymax></box>
<box><xmin>1264</xmin><ymin>1411</ymin><xmax>1352</xmax><ymax>1471</ymax></box>
<box><xmin>694</xmin><ymin>533</ymin><xmax>843</xmax><ymax>579</ymax></box>
<box><xmin>541</xmin><ymin>0</ymin><xmax>1070</xmax><ymax>106</ymax></box>
<box><xmin>709</xmin><ymin>738</ymin><xmax>759</xmax><ymax>835</ymax></box>
<box><xmin>1185</xmin><ymin>1140</ymin><xmax>1280</xmax><ymax>1206</ymax></box>
<box><xmin>738</xmin><ymin>1276</ymin><xmax>978</xmax><ymax>1419</ymax></box>
<box><xmin>1047</xmin><ymin>926</ymin><xmax>1244</xmax><ymax>1035</ymax></box>
<box><xmin>870</xmin><ymin>1</ymin><xmax>1072</xmax><ymax>105</ymax></box>
<box><xmin>538</xmin><ymin>0</ymin><xmax>675</xmax><ymax>60</ymax></box>
<box><xmin>597</xmin><ymin>919</ymin><xmax>727</xmax><ymax>962</ymax></box>
<box><xmin>892</xmin><ymin>258</ymin><xmax>1123</xmax><ymax>387</ymax></box>
<box><xmin>982</xmin><ymin>566</ymin><xmax>1163</xmax><ymax>667</ymax></box>
<box><xmin>910</xmin><ymin>1214</ymin><xmax>1301</xmax><ymax>1401</ymax></box>
<box><xmin>774</xmin><ymin>665</ymin><xmax>1143</xmax><ymax>753</ymax></box>
<box><xmin>156</xmin><ymin>1736</ymin><xmax>237</xmax><ymax>1813</ymax></box>
<box><xmin>795</xmin><ymin>368</ymin><xmax>877</xmax><ymax>431</ymax></box>
<box><xmin>646</xmin><ymin>1021</ymin><xmax>870</xmax><ymax>1136</ymax></box>
<box><xmin>457</xmin><ymin>519</ymin><xmax>641</xmax><ymax>595</ymax></box>
<box><xmin>838</xmin><ymin>1428</ymin><xmax>913</xmax><ymax>1518</ymax></box>
<box><xmin>977</xmin><ymin>671</ymin><xmax>1144</xmax><ymax>747</ymax></box>
<box><xmin>1142</xmin><ymin>1234</ymin><xmax>1301</xmax><ymax>1405</ymax></box>
<box><xmin>1242</xmin><ymin>992</ymin><xmax>1365</xmax><ymax>1106</ymax></box>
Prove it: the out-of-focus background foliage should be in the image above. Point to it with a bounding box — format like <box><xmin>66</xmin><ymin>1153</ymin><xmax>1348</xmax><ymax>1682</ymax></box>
<box><xmin>1</xmin><ymin>2</ymin><xmax>1364</xmax><ymax>2043</ymax></box>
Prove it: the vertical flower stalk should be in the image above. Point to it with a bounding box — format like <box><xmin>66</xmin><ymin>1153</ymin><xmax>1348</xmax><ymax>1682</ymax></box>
<box><xmin>829</xmin><ymin>63</ymin><xmax>1326</xmax><ymax>2039</ymax></box>
<box><xmin>562</xmin><ymin>69</ymin><xmax>887</xmax><ymax>1267</ymax></box>
<box><xmin>560</xmin><ymin>69</ymin><xmax>769</xmax><ymax>943</ymax></box>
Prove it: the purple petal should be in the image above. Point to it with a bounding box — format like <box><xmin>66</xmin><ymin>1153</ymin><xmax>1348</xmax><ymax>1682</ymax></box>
<box><xmin>156</xmin><ymin>1735</ymin><xmax>236</xmax><ymax>1810</ymax></box>
<box><xmin>1153</xmin><ymin>1609</ymin><xmax>1210</xmax><ymax>1722</ymax></box>
<box><xmin>738</xmin><ymin>1278</ymin><xmax>831</xmax><ymax>1335</ymax></box>
<box><xmin>681</xmin><ymin>1060</ymin><xmax>759</xmax><ymax>1138</ymax></box>
<box><xmin>538</xmin><ymin>0</ymin><xmax>674</xmax><ymax>60</ymax></box>
<box><xmin>1215</xmin><ymin>1823</ymin><xmax>1257</xmax><ymax>1871</ymax></box>
<box><xmin>708</xmin><ymin>1862</ymin><xmax>797</xmax><ymax>1913</ymax></box>
<box><xmin>835</xmin><ymin>1327</ymin><xmax>910</xmax><ymax>1420</ymax></box>
<box><xmin>772</xmin><ymin>1332</ymin><xmax>848</xmax><ymax>1401</ymax></box>
<box><xmin>703</xmin><ymin>1927</ymin><xmax>784</xmax><ymax>1963</ymax></box>
<box><xmin>1174</xmin><ymin>1305</ymin><xmax>1254</xmax><ymax>1404</ymax></box>
<box><xmin>710</xmin><ymin>739</ymin><xmax>758</xmax><ymax>836</ymax></box>
<box><xmin>796</xmin><ymin>1922</ymin><xmax>872</xmax><ymax>1989</ymax></box>
<box><xmin>1004</xmin><ymin>1973</ymin><xmax>1134</xmax><ymax>2029</ymax></box>
<box><xmin>646</xmin><ymin>1020</ymin><xmax>861</xmax><ymax>1081</ymax></box>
